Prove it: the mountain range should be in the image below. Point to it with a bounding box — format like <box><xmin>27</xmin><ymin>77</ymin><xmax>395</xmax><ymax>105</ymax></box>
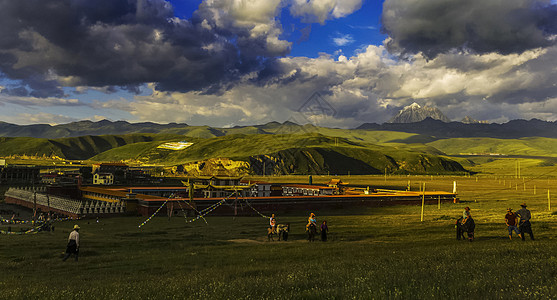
<box><xmin>3</xmin><ymin>117</ymin><xmax>557</xmax><ymax>140</ymax></box>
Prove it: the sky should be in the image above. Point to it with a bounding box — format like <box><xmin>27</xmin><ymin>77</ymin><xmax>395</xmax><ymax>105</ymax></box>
<box><xmin>1</xmin><ymin>0</ymin><xmax>557</xmax><ymax>128</ymax></box>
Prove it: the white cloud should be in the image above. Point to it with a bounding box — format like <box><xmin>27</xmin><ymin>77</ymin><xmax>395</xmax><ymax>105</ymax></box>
<box><xmin>0</xmin><ymin>95</ymin><xmax>82</xmax><ymax>107</ymax></box>
<box><xmin>197</xmin><ymin>0</ymin><xmax>291</xmax><ymax>56</ymax></box>
<box><xmin>332</xmin><ymin>33</ymin><xmax>354</xmax><ymax>46</ymax></box>
<box><xmin>95</xmin><ymin>42</ymin><xmax>557</xmax><ymax>127</ymax></box>
<box><xmin>0</xmin><ymin>112</ymin><xmax>78</xmax><ymax>125</ymax></box>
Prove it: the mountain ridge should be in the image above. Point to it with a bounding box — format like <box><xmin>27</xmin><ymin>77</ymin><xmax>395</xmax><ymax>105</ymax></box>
<box><xmin>2</xmin><ymin>118</ymin><xmax>557</xmax><ymax>139</ymax></box>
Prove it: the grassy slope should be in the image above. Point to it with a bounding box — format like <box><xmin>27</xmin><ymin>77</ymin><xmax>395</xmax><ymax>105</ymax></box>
<box><xmin>1</xmin><ymin>176</ymin><xmax>556</xmax><ymax>299</ymax></box>
<box><xmin>91</xmin><ymin>133</ymin><xmax>465</xmax><ymax>174</ymax></box>
<box><xmin>0</xmin><ymin>137</ymin><xmax>64</xmax><ymax>158</ymax></box>
<box><xmin>427</xmin><ymin>137</ymin><xmax>557</xmax><ymax>156</ymax></box>
<box><xmin>0</xmin><ymin>134</ymin><xmax>184</xmax><ymax>160</ymax></box>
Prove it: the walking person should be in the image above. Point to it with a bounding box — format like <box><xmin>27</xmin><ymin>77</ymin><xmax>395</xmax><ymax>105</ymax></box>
<box><xmin>516</xmin><ymin>203</ymin><xmax>534</xmax><ymax>241</ymax></box>
<box><xmin>504</xmin><ymin>208</ymin><xmax>520</xmax><ymax>240</ymax></box>
<box><xmin>320</xmin><ymin>220</ymin><xmax>329</xmax><ymax>242</ymax></box>
<box><xmin>63</xmin><ymin>225</ymin><xmax>80</xmax><ymax>262</ymax></box>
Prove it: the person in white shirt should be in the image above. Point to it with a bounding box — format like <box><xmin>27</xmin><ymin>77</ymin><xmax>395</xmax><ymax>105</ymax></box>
<box><xmin>63</xmin><ymin>225</ymin><xmax>80</xmax><ymax>262</ymax></box>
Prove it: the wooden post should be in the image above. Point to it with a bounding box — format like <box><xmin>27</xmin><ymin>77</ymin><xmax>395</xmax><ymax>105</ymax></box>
<box><xmin>189</xmin><ymin>181</ymin><xmax>194</xmax><ymax>204</ymax></box>
<box><xmin>547</xmin><ymin>189</ymin><xmax>551</xmax><ymax>211</ymax></box>
<box><xmin>384</xmin><ymin>168</ymin><xmax>387</xmax><ymax>182</ymax></box>
<box><xmin>523</xmin><ymin>183</ymin><xmax>526</xmax><ymax>191</ymax></box>
<box><xmin>438</xmin><ymin>195</ymin><xmax>441</xmax><ymax>210</ymax></box>
<box><xmin>421</xmin><ymin>182</ymin><xmax>425</xmax><ymax>222</ymax></box>
<box><xmin>33</xmin><ymin>190</ymin><xmax>37</xmax><ymax>224</ymax></box>
<box><xmin>534</xmin><ymin>185</ymin><xmax>536</xmax><ymax>195</ymax></box>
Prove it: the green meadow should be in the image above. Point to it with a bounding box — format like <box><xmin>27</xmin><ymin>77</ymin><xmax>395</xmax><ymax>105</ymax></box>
<box><xmin>1</xmin><ymin>175</ymin><xmax>557</xmax><ymax>299</ymax></box>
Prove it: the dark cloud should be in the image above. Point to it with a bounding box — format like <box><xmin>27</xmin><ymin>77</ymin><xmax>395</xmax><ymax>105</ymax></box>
<box><xmin>0</xmin><ymin>0</ymin><xmax>283</xmax><ymax>97</ymax></box>
<box><xmin>1</xmin><ymin>86</ymin><xmax>29</xmax><ymax>97</ymax></box>
<box><xmin>382</xmin><ymin>0</ymin><xmax>557</xmax><ymax>58</ymax></box>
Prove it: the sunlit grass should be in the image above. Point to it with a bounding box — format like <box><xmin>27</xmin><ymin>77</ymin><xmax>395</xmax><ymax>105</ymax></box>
<box><xmin>1</xmin><ymin>175</ymin><xmax>557</xmax><ymax>299</ymax></box>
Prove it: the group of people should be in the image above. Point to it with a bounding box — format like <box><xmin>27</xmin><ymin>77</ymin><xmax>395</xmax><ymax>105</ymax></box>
<box><xmin>61</xmin><ymin>204</ymin><xmax>537</xmax><ymax>261</ymax></box>
<box><xmin>464</xmin><ymin>203</ymin><xmax>535</xmax><ymax>241</ymax></box>
<box><xmin>268</xmin><ymin>212</ymin><xmax>329</xmax><ymax>241</ymax></box>
<box><xmin>505</xmin><ymin>203</ymin><xmax>535</xmax><ymax>241</ymax></box>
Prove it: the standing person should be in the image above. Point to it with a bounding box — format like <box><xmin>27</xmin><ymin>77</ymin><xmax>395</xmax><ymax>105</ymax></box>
<box><xmin>516</xmin><ymin>203</ymin><xmax>534</xmax><ymax>241</ymax></box>
<box><xmin>320</xmin><ymin>220</ymin><xmax>329</xmax><ymax>242</ymax></box>
<box><xmin>63</xmin><ymin>225</ymin><xmax>80</xmax><ymax>262</ymax></box>
<box><xmin>505</xmin><ymin>208</ymin><xmax>520</xmax><ymax>240</ymax></box>
<box><xmin>269</xmin><ymin>214</ymin><xmax>277</xmax><ymax>233</ymax></box>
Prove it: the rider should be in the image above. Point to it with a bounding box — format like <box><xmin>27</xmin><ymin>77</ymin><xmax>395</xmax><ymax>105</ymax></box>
<box><xmin>269</xmin><ymin>214</ymin><xmax>277</xmax><ymax>232</ymax></box>
<box><xmin>462</xmin><ymin>207</ymin><xmax>471</xmax><ymax>225</ymax></box>
<box><xmin>307</xmin><ymin>213</ymin><xmax>317</xmax><ymax>230</ymax></box>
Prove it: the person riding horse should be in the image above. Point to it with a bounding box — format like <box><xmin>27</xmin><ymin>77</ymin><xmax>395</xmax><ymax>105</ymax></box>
<box><xmin>456</xmin><ymin>207</ymin><xmax>475</xmax><ymax>241</ymax></box>
<box><xmin>307</xmin><ymin>213</ymin><xmax>317</xmax><ymax>229</ymax></box>
<box><xmin>306</xmin><ymin>213</ymin><xmax>318</xmax><ymax>241</ymax></box>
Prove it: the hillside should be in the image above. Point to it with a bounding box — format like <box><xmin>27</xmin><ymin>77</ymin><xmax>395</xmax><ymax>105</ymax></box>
<box><xmin>0</xmin><ymin>133</ymin><xmax>185</xmax><ymax>160</ymax></box>
<box><xmin>8</xmin><ymin>119</ymin><xmax>557</xmax><ymax>176</ymax></box>
<box><xmin>91</xmin><ymin>133</ymin><xmax>466</xmax><ymax>175</ymax></box>
<box><xmin>427</xmin><ymin>137</ymin><xmax>557</xmax><ymax>157</ymax></box>
<box><xmin>7</xmin><ymin>118</ymin><xmax>557</xmax><ymax>140</ymax></box>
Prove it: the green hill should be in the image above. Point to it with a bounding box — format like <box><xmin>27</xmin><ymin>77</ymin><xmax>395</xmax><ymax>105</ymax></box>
<box><xmin>427</xmin><ymin>137</ymin><xmax>557</xmax><ymax>157</ymax></box>
<box><xmin>0</xmin><ymin>133</ymin><xmax>184</xmax><ymax>160</ymax></box>
<box><xmin>91</xmin><ymin>133</ymin><xmax>466</xmax><ymax>175</ymax></box>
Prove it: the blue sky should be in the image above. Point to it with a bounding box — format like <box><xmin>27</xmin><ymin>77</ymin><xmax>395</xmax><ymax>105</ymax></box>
<box><xmin>1</xmin><ymin>0</ymin><xmax>557</xmax><ymax>127</ymax></box>
<box><xmin>166</xmin><ymin>0</ymin><xmax>386</xmax><ymax>57</ymax></box>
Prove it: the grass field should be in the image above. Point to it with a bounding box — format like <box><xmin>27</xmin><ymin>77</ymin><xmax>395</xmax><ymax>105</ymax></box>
<box><xmin>1</xmin><ymin>175</ymin><xmax>557</xmax><ymax>299</ymax></box>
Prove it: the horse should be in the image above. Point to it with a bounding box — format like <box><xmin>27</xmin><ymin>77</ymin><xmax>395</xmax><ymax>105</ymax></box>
<box><xmin>277</xmin><ymin>224</ymin><xmax>289</xmax><ymax>241</ymax></box>
<box><xmin>267</xmin><ymin>227</ymin><xmax>277</xmax><ymax>241</ymax></box>
<box><xmin>306</xmin><ymin>223</ymin><xmax>318</xmax><ymax>242</ymax></box>
<box><xmin>268</xmin><ymin>224</ymin><xmax>290</xmax><ymax>241</ymax></box>
<box><xmin>456</xmin><ymin>217</ymin><xmax>475</xmax><ymax>241</ymax></box>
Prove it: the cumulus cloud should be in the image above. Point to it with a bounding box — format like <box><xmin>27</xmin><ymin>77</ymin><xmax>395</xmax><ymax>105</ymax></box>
<box><xmin>0</xmin><ymin>0</ymin><xmax>294</xmax><ymax>98</ymax></box>
<box><xmin>0</xmin><ymin>0</ymin><xmax>365</xmax><ymax>99</ymax></box>
<box><xmin>2</xmin><ymin>0</ymin><xmax>557</xmax><ymax>127</ymax></box>
<box><xmin>96</xmin><ymin>40</ymin><xmax>557</xmax><ymax>127</ymax></box>
<box><xmin>382</xmin><ymin>0</ymin><xmax>557</xmax><ymax>58</ymax></box>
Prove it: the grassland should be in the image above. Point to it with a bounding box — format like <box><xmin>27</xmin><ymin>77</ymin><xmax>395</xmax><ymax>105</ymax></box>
<box><xmin>1</xmin><ymin>175</ymin><xmax>557</xmax><ymax>299</ymax></box>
